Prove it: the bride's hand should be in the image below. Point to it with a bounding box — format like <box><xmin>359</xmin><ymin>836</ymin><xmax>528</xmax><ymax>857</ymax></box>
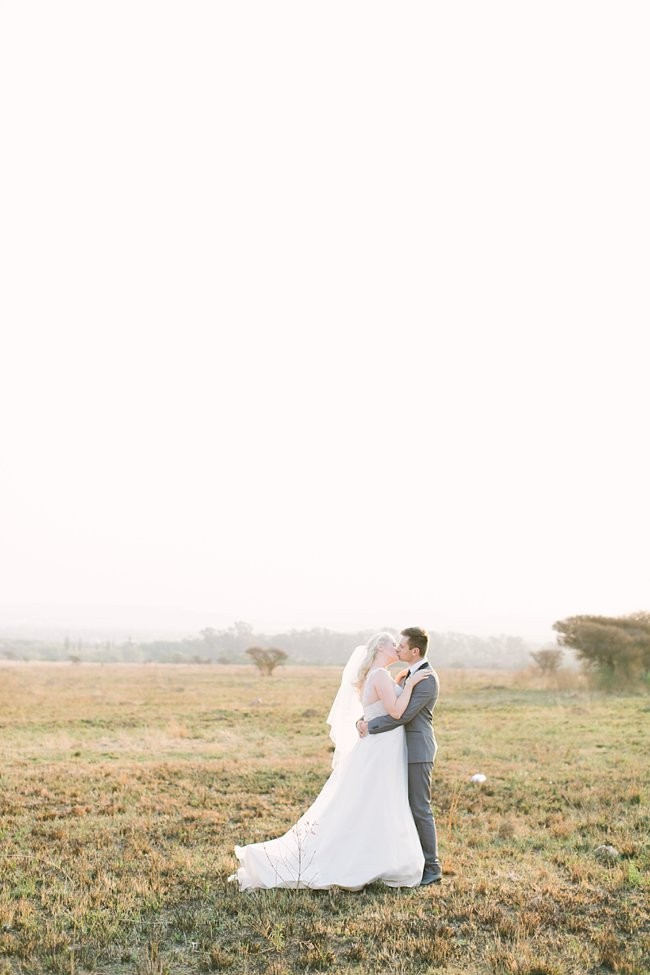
<box><xmin>411</xmin><ymin>671</ymin><xmax>432</xmax><ymax>686</ymax></box>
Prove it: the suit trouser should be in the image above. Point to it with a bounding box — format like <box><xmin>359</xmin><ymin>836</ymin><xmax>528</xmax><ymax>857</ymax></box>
<box><xmin>407</xmin><ymin>761</ymin><xmax>439</xmax><ymax>868</ymax></box>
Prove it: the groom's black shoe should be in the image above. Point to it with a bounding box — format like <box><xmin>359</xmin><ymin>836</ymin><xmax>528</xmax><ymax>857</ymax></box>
<box><xmin>420</xmin><ymin>861</ymin><xmax>442</xmax><ymax>886</ymax></box>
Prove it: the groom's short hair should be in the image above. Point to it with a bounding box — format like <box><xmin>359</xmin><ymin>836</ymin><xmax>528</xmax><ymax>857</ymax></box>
<box><xmin>401</xmin><ymin>627</ymin><xmax>429</xmax><ymax>657</ymax></box>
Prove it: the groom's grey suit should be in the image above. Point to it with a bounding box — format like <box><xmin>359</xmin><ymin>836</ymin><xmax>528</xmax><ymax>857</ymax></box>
<box><xmin>367</xmin><ymin>661</ymin><xmax>440</xmax><ymax>872</ymax></box>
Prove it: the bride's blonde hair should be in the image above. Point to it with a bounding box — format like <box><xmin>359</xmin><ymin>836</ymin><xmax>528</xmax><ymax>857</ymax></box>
<box><xmin>353</xmin><ymin>632</ymin><xmax>395</xmax><ymax>690</ymax></box>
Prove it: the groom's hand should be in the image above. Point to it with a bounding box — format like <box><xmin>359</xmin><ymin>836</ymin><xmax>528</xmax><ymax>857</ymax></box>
<box><xmin>356</xmin><ymin>719</ymin><xmax>369</xmax><ymax>738</ymax></box>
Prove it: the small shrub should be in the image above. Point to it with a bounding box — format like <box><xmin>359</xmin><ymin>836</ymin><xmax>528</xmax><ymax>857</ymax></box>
<box><xmin>245</xmin><ymin>647</ymin><xmax>288</xmax><ymax>675</ymax></box>
<box><xmin>530</xmin><ymin>649</ymin><xmax>563</xmax><ymax>674</ymax></box>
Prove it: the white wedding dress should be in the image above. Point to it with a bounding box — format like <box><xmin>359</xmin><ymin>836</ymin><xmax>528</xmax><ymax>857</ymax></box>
<box><xmin>231</xmin><ymin>681</ymin><xmax>424</xmax><ymax>890</ymax></box>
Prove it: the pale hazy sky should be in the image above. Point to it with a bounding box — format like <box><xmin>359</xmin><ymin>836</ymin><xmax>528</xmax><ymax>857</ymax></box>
<box><xmin>1</xmin><ymin>3</ymin><xmax>648</xmax><ymax>644</ymax></box>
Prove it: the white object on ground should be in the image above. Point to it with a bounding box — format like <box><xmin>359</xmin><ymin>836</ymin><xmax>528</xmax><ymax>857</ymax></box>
<box><xmin>470</xmin><ymin>773</ymin><xmax>487</xmax><ymax>783</ymax></box>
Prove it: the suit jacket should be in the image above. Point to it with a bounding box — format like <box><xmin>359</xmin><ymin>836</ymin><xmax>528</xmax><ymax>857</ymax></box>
<box><xmin>367</xmin><ymin>662</ymin><xmax>438</xmax><ymax>764</ymax></box>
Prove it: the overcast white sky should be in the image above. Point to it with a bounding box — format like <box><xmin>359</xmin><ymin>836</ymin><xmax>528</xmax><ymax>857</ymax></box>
<box><xmin>1</xmin><ymin>3</ymin><xmax>648</xmax><ymax>644</ymax></box>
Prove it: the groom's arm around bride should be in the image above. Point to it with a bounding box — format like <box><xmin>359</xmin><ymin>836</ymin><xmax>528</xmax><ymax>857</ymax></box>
<box><xmin>361</xmin><ymin>667</ymin><xmax>439</xmax><ymax>761</ymax></box>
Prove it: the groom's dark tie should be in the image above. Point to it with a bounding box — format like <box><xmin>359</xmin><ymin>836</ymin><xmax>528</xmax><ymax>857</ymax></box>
<box><xmin>405</xmin><ymin>663</ymin><xmax>427</xmax><ymax>684</ymax></box>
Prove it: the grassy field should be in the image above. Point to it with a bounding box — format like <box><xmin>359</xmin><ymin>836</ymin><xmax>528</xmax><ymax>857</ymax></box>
<box><xmin>0</xmin><ymin>662</ymin><xmax>648</xmax><ymax>975</ymax></box>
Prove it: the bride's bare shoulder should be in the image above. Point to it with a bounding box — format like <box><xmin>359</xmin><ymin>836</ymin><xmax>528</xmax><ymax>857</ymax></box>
<box><xmin>362</xmin><ymin>667</ymin><xmax>391</xmax><ymax>701</ymax></box>
<box><xmin>367</xmin><ymin>667</ymin><xmax>393</xmax><ymax>685</ymax></box>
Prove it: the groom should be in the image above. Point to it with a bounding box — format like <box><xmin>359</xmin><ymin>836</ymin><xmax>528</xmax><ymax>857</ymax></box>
<box><xmin>356</xmin><ymin>626</ymin><xmax>442</xmax><ymax>885</ymax></box>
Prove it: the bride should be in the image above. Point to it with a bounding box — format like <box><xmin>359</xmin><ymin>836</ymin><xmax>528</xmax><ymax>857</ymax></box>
<box><xmin>230</xmin><ymin>632</ymin><xmax>431</xmax><ymax>890</ymax></box>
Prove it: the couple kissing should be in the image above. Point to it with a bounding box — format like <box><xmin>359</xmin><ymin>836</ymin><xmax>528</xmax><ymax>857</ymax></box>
<box><xmin>230</xmin><ymin>627</ymin><xmax>441</xmax><ymax>890</ymax></box>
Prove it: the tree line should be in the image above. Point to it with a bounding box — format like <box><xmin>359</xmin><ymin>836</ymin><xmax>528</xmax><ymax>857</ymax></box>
<box><xmin>0</xmin><ymin>620</ymin><xmax>534</xmax><ymax>669</ymax></box>
<box><xmin>3</xmin><ymin>614</ymin><xmax>647</xmax><ymax>686</ymax></box>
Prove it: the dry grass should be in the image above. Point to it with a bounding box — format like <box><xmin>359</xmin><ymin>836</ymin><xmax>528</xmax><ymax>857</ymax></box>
<box><xmin>0</xmin><ymin>662</ymin><xmax>648</xmax><ymax>974</ymax></box>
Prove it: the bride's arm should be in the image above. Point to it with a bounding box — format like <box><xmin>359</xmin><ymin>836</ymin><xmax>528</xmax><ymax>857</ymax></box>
<box><xmin>372</xmin><ymin>670</ymin><xmax>431</xmax><ymax>719</ymax></box>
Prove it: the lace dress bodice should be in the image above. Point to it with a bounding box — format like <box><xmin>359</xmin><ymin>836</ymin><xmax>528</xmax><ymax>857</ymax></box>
<box><xmin>362</xmin><ymin>669</ymin><xmax>403</xmax><ymax>720</ymax></box>
<box><xmin>364</xmin><ymin>699</ymin><xmax>389</xmax><ymax>720</ymax></box>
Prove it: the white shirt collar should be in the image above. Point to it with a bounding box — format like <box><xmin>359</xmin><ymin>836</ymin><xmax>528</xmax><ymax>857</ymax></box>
<box><xmin>408</xmin><ymin>656</ymin><xmax>429</xmax><ymax>676</ymax></box>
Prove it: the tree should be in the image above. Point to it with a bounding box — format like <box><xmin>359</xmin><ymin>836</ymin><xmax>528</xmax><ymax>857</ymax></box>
<box><xmin>234</xmin><ymin>621</ymin><xmax>254</xmax><ymax>640</ymax></box>
<box><xmin>245</xmin><ymin>646</ymin><xmax>288</xmax><ymax>676</ymax></box>
<box><xmin>553</xmin><ymin>612</ymin><xmax>650</xmax><ymax>687</ymax></box>
<box><xmin>199</xmin><ymin>628</ymin><xmax>220</xmax><ymax>658</ymax></box>
<box><xmin>530</xmin><ymin>648</ymin><xmax>563</xmax><ymax>674</ymax></box>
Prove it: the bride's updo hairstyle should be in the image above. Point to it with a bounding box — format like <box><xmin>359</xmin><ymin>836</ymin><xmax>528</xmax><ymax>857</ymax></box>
<box><xmin>354</xmin><ymin>632</ymin><xmax>395</xmax><ymax>689</ymax></box>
